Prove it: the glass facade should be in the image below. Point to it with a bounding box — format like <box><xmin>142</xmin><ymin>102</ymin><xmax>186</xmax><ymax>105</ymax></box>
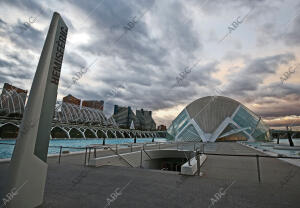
<box><xmin>177</xmin><ymin>124</ymin><xmax>202</xmax><ymax>141</ymax></box>
<box><xmin>232</xmin><ymin>106</ymin><xmax>259</xmax><ymax>135</ymax></box>
<box><xmin>252</xmin><ymin>120</ymin><xmax>270</xmax><ymax>141</ymax></box>
<box><xmin>167</xmin><ymin>110</ymin><xmax>191</xmax><ymax>140</ymax></box>
<box><xmin>167</xmin><ymin>104</ymin><xmax>270</xmax><ymax>142</ymax></box>
<box><xmin>231</xmin><ymin>106</ymin><xmax>269</xmax><ymax>141</ymax></box>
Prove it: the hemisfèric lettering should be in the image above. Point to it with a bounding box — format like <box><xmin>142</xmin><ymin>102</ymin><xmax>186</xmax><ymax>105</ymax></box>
<box><xmin>51</xmin><ymin>26</ymin><xmax>68</xmax><ymax>85</ymax></box>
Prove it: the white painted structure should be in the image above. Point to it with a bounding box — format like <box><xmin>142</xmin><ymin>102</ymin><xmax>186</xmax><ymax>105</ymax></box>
<box><xmin>130</xmin><ymin>120</ymin><xmax>135</xmax><ymax>129</ymax></box>
<box><xmin>7</xmin><ymin>12</ymin><xmax>68</xmax><ymax>208</ymax></box>
<box><xmin>181</xmin><ymin>154</ymin><xmax>207</xmax><ymax>175</ymax></box>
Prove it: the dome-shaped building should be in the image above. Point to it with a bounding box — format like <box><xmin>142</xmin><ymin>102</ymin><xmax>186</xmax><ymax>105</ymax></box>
<box><xmin>167</xmin><ymin>96</ymin><xmax>270</xmax><ymax>142</ymax></box>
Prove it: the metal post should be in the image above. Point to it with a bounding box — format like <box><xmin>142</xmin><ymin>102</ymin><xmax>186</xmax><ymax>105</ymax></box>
<box><xmin>140</xmin><ymin>149</ymin><xmax>143</xmax><ymax>168</ymax></box>
<box><xmin>93</xmin><ymin>147</ymin><xmax>96</xmax><ymax>158</ymax></box>
<box><xmin>84</xmin><ymin>147</ymin><xmax>87</xmax><ymax>166</ymax></box>
<box><xmin>188</xmin><ymin>152</ymin><xmax>191</xmax><ymax>166</ymax></box>
<box><xmin>196</xmin><ymin>150</ymin><xmax>200</xmax><ymax>176</ymax></box>
<box><xmin>286</xmin><ymin>126</ymin><xmax>294</xmax><ymax>147</ymax></box>
<box><xmin>131</xmin><ymin>143</ymin><xmax>133</xmax><ymax>152</ymax></box>
<box><xmin>88</xmin><ymin>147</ymin><xmax>91</xmax><ymax>165</ymax></box>
<box><xmin>58</xmin><ymin>146</ymin><xmax>62</xmax><ymax>164</ymax></box>
<box><xmin>256</xmin><ymin>155</ymin><xmax>261</xmax><ymax>183</ymax></box>
<box><xmin>102</xmin><ymin>138</ymin><xmax>105</xmax><ymax>145</ymax></box>
<box><xmin>116</xmin><ymin>144</ymin><xmax>118</xmax><ymax>154</ymax></box>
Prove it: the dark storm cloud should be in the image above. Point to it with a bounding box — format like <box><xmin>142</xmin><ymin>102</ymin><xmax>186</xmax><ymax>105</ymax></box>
<box><xmin>218</xmin><ymin>50</ymin><xmax>300</xmax><ymax>127</ymax></box>
<box><xmin>0</xmin><ymin>59</ymin><xmax>13</xmax><ymax>68</ymax></box>
<box><xmin>284</xmin><ymin>13</ymin><xmax>300</xmax><ymax>46</ymax></box>
<box><xmin>256</xmin><ymin>22</ymin><xmax>277</xmax><ymax>47</ymax></box>
<box><xmin>7</xmin><ymin>53</ymin><xmax>33</xmax><ymax>69</ymax></box>
<box><xmin>0</xmin><ymin>66</ymin><xmax>33</xmax><ymax>84</ymax></box>
<box><xmin>2</xmin><ymin>0</ymin><xmax>201</xmax><ymax>111</ymax></box>
<box><xmin>77</xmin><ymin>0</ymin><xmax>197</xmax><ymax>71</ymax></box>
<box><xmin>0</xmin><ymin>59</ymin><xmax>16</xmax><ymax>84</ymax></box>
<box><xmin>186</xmin><ymin>61</ymin><xmax>221</xmax><ymax>87</ymax></box>
<box><xmin>267</xmin><ymin>120</ymin><xmax>300</xmax><ymax>128</ymax></box>
<box><xmin>0</xmin><ymin>18</ymin><xmax>6</xmax><ymax>26</ymax></box>
<box><xmin>224</xmin><ymin>53</ymin><xmax>295</xmax><ymax>97</ymax></box>
<box><xmin>254</xmin><ymin>2</ymin><xmax>300</xmax><ymax>47</ymax></box>
<box><xmin>240</xmin><ymin>81</ymin><xmax>300</xmax><ymax>127</ymax></box>
<box><xmin>0</xmin><ymin>16</ymin><xmax>45</xmax><ymax>54</ymax></box>
<box><xmin>257</xmin><ymin>102</ymin><xmax>300</xmax><ymax>118</ymax></box>
<box><xmin>0</xmin><ymin>0</ymin><xmax>299</xmax><ymax>126</ymax></box>
<box><xmin>61</xmin><ymin>0</ymin><xmax>203</xmax><ymax>113</ymax></box>
<box><xmin>0</xmin><ymin>18</ymin><xmax>9</xmax><ymax>36</ymax></box>
<box><xmin>197</xmin><ymin>0</ymin><xmax>270</xmax><ymax>15</ymax></box>
<box><xmin>0</xmin><ymin>74</ymin><xmax>10</xmax><ymax>84</ymax></box>
<box><xmin>3</xmin><ymin>0</ymin><xmax>46</xmax><ymax>17</ymax></box>
<box><xmin>10</xmin><ymin>21</ymin><xmax>45</xmax><ymax>52</ymax></box>
<box><xmin>64</xmin><ymin>52</ymin><xmax>87</xmax><ymax>69</ymax></box>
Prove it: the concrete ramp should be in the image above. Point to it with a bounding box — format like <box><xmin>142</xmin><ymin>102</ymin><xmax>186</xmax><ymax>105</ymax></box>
<box><xmin>88</xmin><ymin>149</ymin><xmax>207</xmax><ymax>175</ymax></box>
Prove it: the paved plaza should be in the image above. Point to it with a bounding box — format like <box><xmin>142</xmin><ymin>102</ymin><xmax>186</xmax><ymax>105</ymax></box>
<box><xmin>0</xmin><ymin>142</ymin><xmax>299</xmax><ymax>207</ymax></box>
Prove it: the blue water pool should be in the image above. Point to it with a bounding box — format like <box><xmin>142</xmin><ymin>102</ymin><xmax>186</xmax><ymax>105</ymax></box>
<box><xmin>0</xmin><ymin>138</ymin><xmax>167</xmax><ymax>159</ymax></box>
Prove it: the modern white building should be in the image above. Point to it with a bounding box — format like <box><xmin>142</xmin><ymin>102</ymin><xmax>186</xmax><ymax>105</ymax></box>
<box><xmin>167</xmin><ymin>96</ymin><xmax>270</xmax><ymax>142</ymax></box>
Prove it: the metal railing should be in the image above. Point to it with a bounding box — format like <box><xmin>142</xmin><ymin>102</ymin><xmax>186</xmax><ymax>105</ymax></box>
<box><xmin>106</xmin><ymin>146</ymin><xmax>134</xmax><ymax>167</ymax></box>
<box><xmin>49</xmin><ymin>146</ymin><xmax>86</xmax><ymax>164</ymax></box>
<box><xmin>142</xmin><ymin>149</ymin><xmax>152</xmax><ymax>160</ymax></box>
<box><xmin>0</xmin><ymin>142</ymin><xmax>15</xmax><ymax>145</ymax></box>
<box><xmin>0</xmin><ymin>142</ymin><xmax>87</xmax><ymax>164</ymax></box>
<box><xmin>58</xmin><ymin>141</ymin><xmax>300</xmax><ymax>180</ymax></box>
<box><xmin>0</xmin><ymin>141</ymin><xmax>172</xmax><ymax>162</ymax></box>
<box><xmin>82</xmin><ymin>142</ymin><xmax>166</xmax><ymax>167</ymax></box>
<box><xmin>193</xmin><ymin>144</ymin><xmax>300</xmax><ymax>183</ymax></box>
<box><xmin>2</xmin><ymin>140</ymin><xmax>299</xmax><ymax>184</ymax></box>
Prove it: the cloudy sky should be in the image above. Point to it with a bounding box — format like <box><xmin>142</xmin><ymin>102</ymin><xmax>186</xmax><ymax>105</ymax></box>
<box><xmin>0</xmin><ymin>0</ymin><xmax>300</xmax><ymax>129</ymax></box>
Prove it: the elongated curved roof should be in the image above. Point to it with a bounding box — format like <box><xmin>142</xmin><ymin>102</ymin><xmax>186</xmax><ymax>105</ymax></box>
<box><xmin>186</xmin><ymin>96</ymin><xmax>240</xmax><ymax>133</ymax></box>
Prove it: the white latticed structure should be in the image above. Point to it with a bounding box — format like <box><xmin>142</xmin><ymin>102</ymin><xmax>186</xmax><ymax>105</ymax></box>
<box><xmin>0</xmin><ymin>91</ymin><xmax>118</xmax><ymax>127</ymax></box>
<box><xmin>0</xmin><ymin>88</ymin><xmax>27</xmax><ymax>116</ymax></box>
<box><xmin>54</xmin><ymin>102</ymin><xmax>117</xmax><ymax>126</ymax></box>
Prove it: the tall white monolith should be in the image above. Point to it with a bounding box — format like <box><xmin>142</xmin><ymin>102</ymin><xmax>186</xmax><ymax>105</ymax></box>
<box><xmin>7</xmin><ymin>12</ymin><xmax>68</xmax><ymax>208</ymax></box>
